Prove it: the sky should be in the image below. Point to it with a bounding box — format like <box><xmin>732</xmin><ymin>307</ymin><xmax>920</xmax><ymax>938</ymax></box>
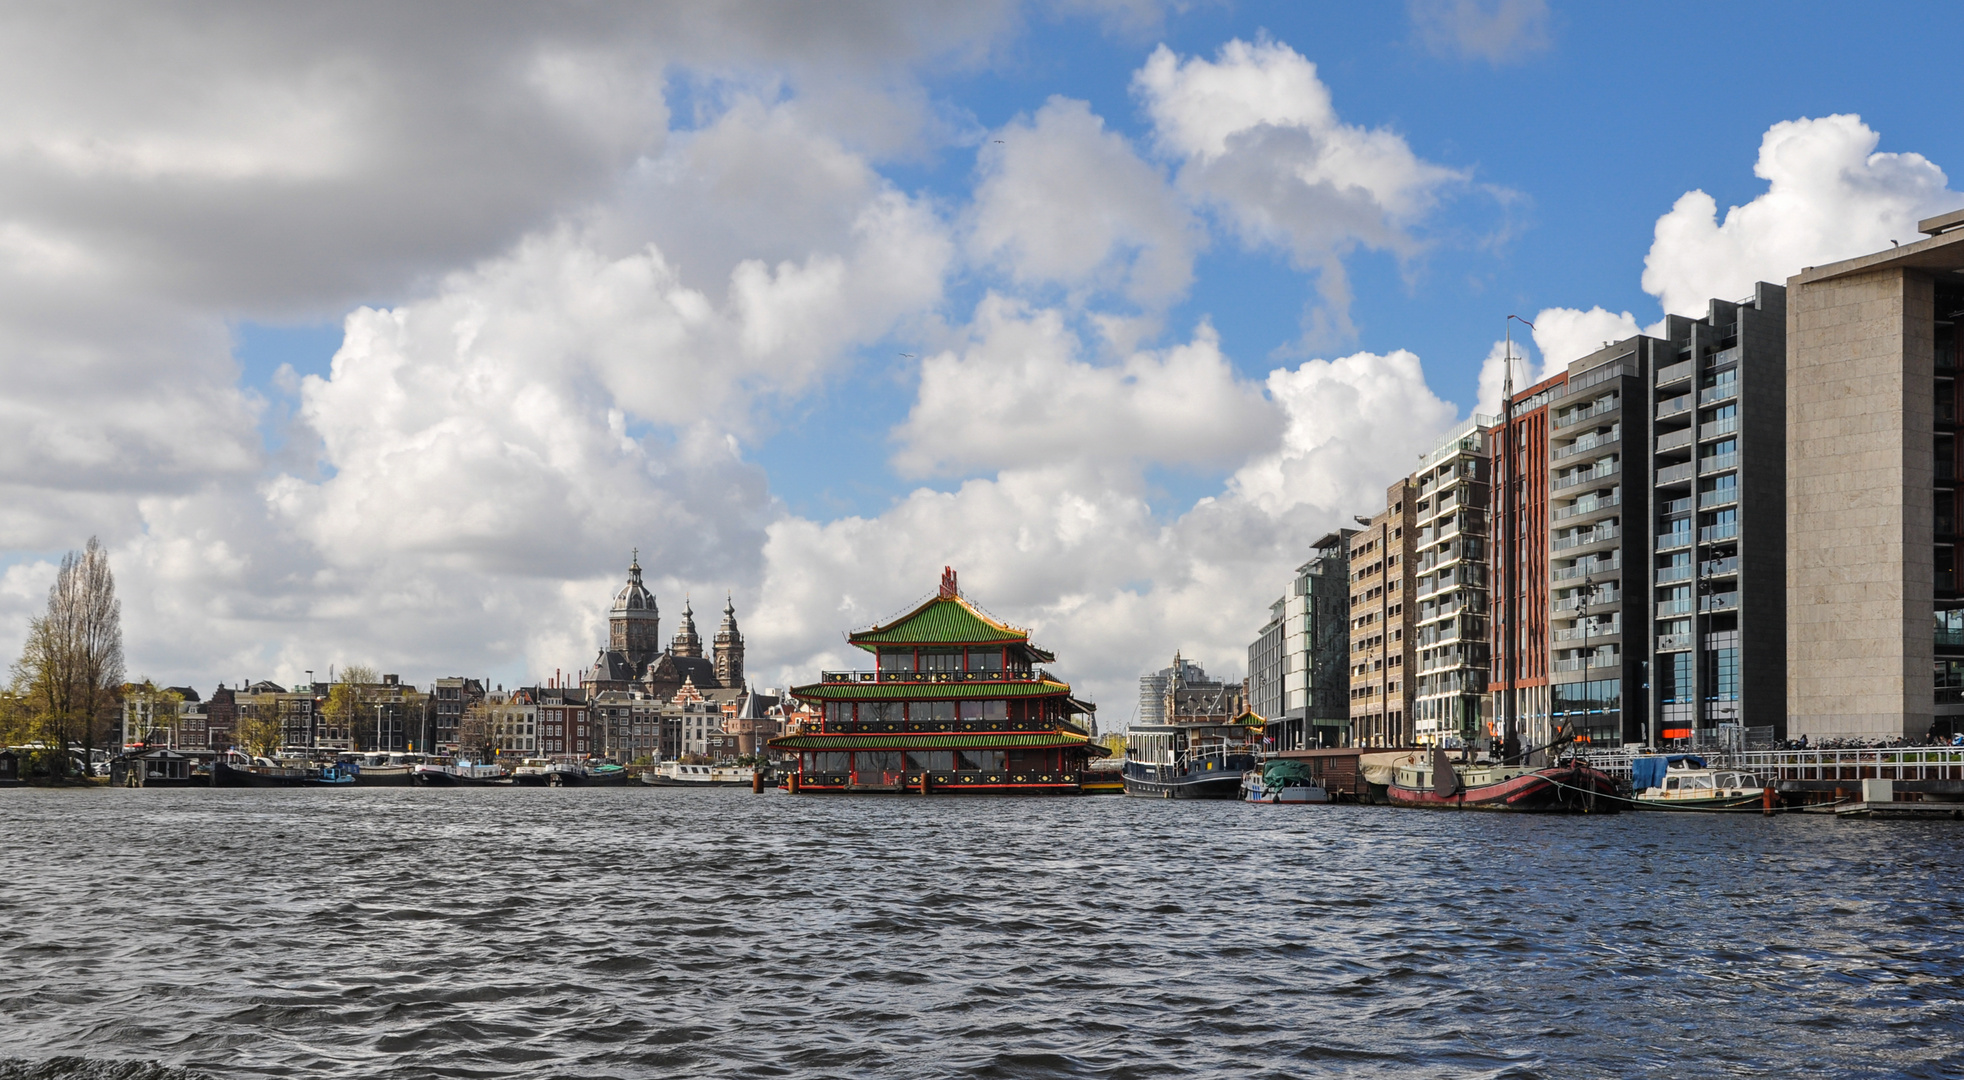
<box><xmin>2</xmin><ymin>0</ymin><xmax>1962</xmax><ymax>723</ymax></box>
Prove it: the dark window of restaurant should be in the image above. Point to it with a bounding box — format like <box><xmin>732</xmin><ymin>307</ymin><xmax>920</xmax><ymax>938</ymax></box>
<box><xmin>960</xmin><ymin>699</ymin><xmax>1008</xmax><ymax>721</ymax></box>
<box><xmin>911</xmin><ymin>700</ymin><xmax>956</xmax><ymax>724</ymax></box>
<box><xmin>966</xmin><ymin>649</ymin><xmax>1004</xmax><ymax>672</ymax></box>
<box><xmin>855</xmin><ymin>751</ymin><xmax>902</xmax><ymax>774</ymax></box>
<box><xmin>811</xmin><ymin>752</ymin><xmax>850</xmax><ymax>772</ymax></box>
<box><xmin>921</xmin><ymin>650</ymin><xmax>962</xmax><ymax>673</ymax></box>
<box><xmin>905</xmin><ymin>749</ymin><xmax>954</xmax><ymax>771</ymax></box>
<box><xmin>878</xmin><ymin>651</ymin><xmax>915</xmax><ymax>674</ymax></box>
<box><xmin>956</xmin><ymin>749</ymin><xmax>1005</xmax><ymax>771</ymax></box>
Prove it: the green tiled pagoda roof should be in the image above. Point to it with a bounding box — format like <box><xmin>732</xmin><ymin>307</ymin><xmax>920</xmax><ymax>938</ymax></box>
<box><xmin>770</xmin><ymin>731</ymin><xmax>1092</xmax><ymax>751</ymax></box>
<box><xmin>848</xmin><ymin>594</ymin><xmax>1053</xmax><ymax>660</ymax></box>
<box><xmin>791</xmin><ymin>679</ymin><xmax>1071</xmax><ymax>701</ymax></box>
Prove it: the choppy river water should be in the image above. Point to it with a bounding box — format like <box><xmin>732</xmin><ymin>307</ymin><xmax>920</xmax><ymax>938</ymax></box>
<box><xmin>2</xmin><ymin>788</ymin><xmax>1963</xmax><ymax>1079</ymax></box>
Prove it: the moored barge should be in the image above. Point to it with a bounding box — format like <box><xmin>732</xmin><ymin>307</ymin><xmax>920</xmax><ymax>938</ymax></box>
<box><xmin>1386</xmin><ymin>746</ymin><xmax>1620</xmax><ymax>812</ymax></box>
<box><xmin>772</xmin><ymin>569</ymin><xmax>1106</xmax><ymax>794</ymax></box>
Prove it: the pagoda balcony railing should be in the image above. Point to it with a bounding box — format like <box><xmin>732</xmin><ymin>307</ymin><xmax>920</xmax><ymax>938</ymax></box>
<box><xmin>821</xmin><ymin>718</ymin><xmax>1068</xmax><ymax>736</ymax></box>
<box><xmin>796</xmin><ymin>770</ymin><xmax>1083</xmax><ymax>789</ymax></box>
<box><xmin>821</xmin><ymin>669</ymin><xmax>1039</xmax><ymax>685</ymax></box>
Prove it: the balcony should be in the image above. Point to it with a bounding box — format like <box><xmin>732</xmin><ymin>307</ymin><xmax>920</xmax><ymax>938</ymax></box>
<box><xmin>1699</xmin><ymin>381</ymin><xmax>1739</xmax><ymax>406</ymax></box>
<box><xmin>1656</xmin><ymin>564</ymin><xmax>1692</xmax><ymax>585</ymax></box>
<box><xmin>1553</xmin><ymin>525</ymin><xmax>1620</xmax><ymax>552</ymax></box>
<box><xmin>1657</xmin><ymin>530</ymin><xmax>1694</xmax><ymax>552</ymax></box>
<box><xmin>822</xmin><ymin>669</ymin><xmax>1036</xmax><ymax>685</ymax></box>
<box><xmin>1698</xmin><ymin>485</ymin><xmax>1739</xmax><ymax>509</ymax></box>
<box><xmin>1657</xmin><ymin>428</ymin><xmax>1694</xmax><ymax>453</ymax></box>
<box><xmin>1554</xmin><ymin>491</ymin><xmax>1621</xmax><ymax>522</ymax></box>
<box><xmin>1552</xmin><ymin>557</ymin><xmax>1618</xmax><ymax>582</ymax></box>
<box><xmin>1656</xmin><ymin>461</ymin><xmax>1695</xmax><ymax>486</ymax></box>
<box><xmin>1553</xmin><ymin>652</ymin><xmax>1620</xmax><ymax>673</ymax></box>
<box><xmin>1700</xmin><ymin>521</ymin><xmax>1740</xmax><ymax>543</ymax></box>
<box><xmin>1701</xmin><ymin>415</ymin><xmax>1740</xmax><ymax>440</ymax></box>
<box><xmin>1554</xmin><ymin>460</ymin><xmax>1620</xmax><ymax>491</ymax></box>
<box><xmin>1700</xmin><ymin>591</ymin><xmax>1740</xmax><ymax>613</ymax></box>
<box><xmin>1710</xmin><ymin>345</ymin><xmax>1741</xmax><ymax>368</ymax></box>
<box><xmin>1553</xmin><ymin>427</ymin><xmax>1621</xmax><ymax>461</ymax></box>
<box><xmin>1701</xmin><ymin>555</ymin><xmax>1740</xmax><ymax>578</ymax></box>
<box><xmin>1554</xmin><ymin>621</ymin><xmax>1620</xmax><ymax>643</ymax></box>
<box><xmin>1699</xmin><ymin>451</ymin><xmax>1739</xmax><ymax>474</ymax></box>
<box><xmin>1657</xmin><ymin>599</ymin><xmax>1693</xmax><ymax>617</ymax></box>
<box><xmin>1655</xmin><ymin>359</ymin><xmax>1694</xmax><ymax>386</ymax></box>
<box><xmin>1656</xmin><ymin>395</ymin><xmax>1693</xmax><ymax>420</ymax></box>
<box><xmin>1554</xmin><ymin>590</ymin><xmax>1620</xmax><ymax>612</ymax></box>
<box><xmin>1554</xmin><ymin>396</ymin><xmax>1621</xmax><ymax>430</ymax></box>
<box><xmin>1657</xmin><ymin>633</ymin><xmax>1693</xmax><ymax>651</ymax></box>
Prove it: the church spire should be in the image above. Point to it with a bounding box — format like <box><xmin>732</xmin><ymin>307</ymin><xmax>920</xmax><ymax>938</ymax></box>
<box><xmin>672</xmin><ymin>596</ymin><xmax>703</xmax><ymax>658</ymax></box>
<box><xmin>714</xmin><ymin>593</ymin><xmax>745</xmax><ymax>690</ymax></box>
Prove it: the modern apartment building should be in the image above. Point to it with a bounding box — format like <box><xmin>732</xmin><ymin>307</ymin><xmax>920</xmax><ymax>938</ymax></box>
<box><xmin>1546</xmin><ymin>340</ymin><xmax>1663</xmax><ymax>747</ymax></box>
<box><xmin>1647</xmin><ymin>284</ymin><xmax>1787</xmax><ymax>746</ymax></box>
<box><xmin>1788</xmin><ymin>210</ymin><xmax>1964</xmax><ymax>741</ymax></box>
<box><xmin>1411</xmin><ymin>417</ymin><xmax>1496</xmax><ymax>747</ymax></box>
<box><xmin>1248</xmin><ymin>529</ymin><xmax>1354</xmax><ymax>750</ymax></box>
<box><xmin>1349</xmin><ymin>479</ymin><xmax>1417</xmax><ymax>746</ymax></box>
<box><xmin>1491</xmin><ymin>370</ymin><xmax>1567</xmax><ymax>758</ymax></box>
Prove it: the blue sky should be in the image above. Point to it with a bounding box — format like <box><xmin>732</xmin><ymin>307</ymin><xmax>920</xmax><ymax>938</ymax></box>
<box><xmin>11</xmin><ymin>2</ymin><xmax>1964</xmax><ymax>702</ymax></box>
<box><xmin>232</xmin><ymin>2</ymin><xmax>1964</xmax><ymax>522</ymax></box>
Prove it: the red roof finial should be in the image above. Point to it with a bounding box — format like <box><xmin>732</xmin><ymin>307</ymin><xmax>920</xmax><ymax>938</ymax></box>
<box><xmin>939</xmin><ymin>566</ymin><xmax>958</xmax><ymax>599</ymax></box>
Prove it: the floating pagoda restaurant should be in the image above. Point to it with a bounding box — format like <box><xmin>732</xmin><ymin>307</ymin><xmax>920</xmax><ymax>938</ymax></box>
<box><xmin>772</xmin><ymin>569</ymin><xmax>1104</xmax><ymax>794</ymax></box>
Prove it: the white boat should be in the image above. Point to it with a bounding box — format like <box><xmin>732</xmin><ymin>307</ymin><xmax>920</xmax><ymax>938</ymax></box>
<box><xmin>640</xmin><ymin>761</ymin><xmax>755</xmax><ymax>787</ymax></box>
<box><xmin>510</xmin><ymin>758</ymin><xmax>553</xmax><ymax>786</ymax></box>
<box><xmin>1631</xmin><ymin>754</ymin><xmax>1767</xmax><ymax>810</ymax></box>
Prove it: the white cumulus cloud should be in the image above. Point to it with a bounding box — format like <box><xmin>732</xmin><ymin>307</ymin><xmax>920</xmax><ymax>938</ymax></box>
<box><xmin>1643</xmin><ymin>113</ymin><xmax>1960</xmax><ymax>316</ymax></box>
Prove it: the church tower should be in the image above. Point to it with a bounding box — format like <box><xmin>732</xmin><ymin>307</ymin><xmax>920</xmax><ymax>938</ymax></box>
<box><xmin>611</xmin><ymin>551</ymin><xmax>660</xmax><ymax>671</ymax></box>
<box><xmin>671</xmin><ymin>598</ymin><xmax>703</xmax><ymax>658</ymax></box>
<box><xmin>714</xmin><ymin>596</ymin><xmax>745</xmax><ymax>689</ymax></box>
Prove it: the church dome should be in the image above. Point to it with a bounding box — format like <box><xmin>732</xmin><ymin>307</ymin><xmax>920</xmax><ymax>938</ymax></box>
<box><xmin>613</xmin><ymin>551</ymin><xmax>657</xmax><ymax>615</ymax></box>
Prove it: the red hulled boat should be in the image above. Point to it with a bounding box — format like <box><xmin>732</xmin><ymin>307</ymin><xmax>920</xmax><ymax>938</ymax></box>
<box><xmin>1382</xmin><ymin>746</ymin><xmax>1620</xmax><ymax>812</ymax></box>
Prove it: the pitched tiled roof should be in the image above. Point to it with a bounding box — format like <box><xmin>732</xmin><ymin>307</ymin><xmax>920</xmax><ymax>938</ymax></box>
<box><xmin>848</xmin><ymin>594</ymin><xmax>1044</xmax><ymax>652</ymax></box>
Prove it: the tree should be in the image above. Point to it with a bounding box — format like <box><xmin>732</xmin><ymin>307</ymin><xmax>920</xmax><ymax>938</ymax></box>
<box><xmin>9</xmin><ymin>538</ymin><xmax>123</xmax><ymax>776</ymax></box>
<box><xmin>324</xmin><ymin>664</ymin><xmax>379</xmax><ymax>748</ymax></box>
<box><xmin>236</xmin><ymin>712</ymin><xmax>282</xmax><ymax>757</ymax></box>
<box><xmin>457</xmin><ymin>698</ymin><xmax>495</xmax><ymax>762</ymax></box>
<box><xmin>123</xmin><ymin>680</ymin><xmax>185</xmax><ymax>747</ymax></box>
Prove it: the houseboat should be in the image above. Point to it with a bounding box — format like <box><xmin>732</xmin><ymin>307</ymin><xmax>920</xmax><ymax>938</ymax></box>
<box><xmin>642</xmin><ymin>761</ymin><xmax>755</xmax><ymax>787</ymax></box>
<box><xmin>771</xmin><ymin>568</ymin><xmax>1105</xmax><ymax>794</ymax></box>
<box><xmin>1123</xmin><ymin>659</ymin><xmax>1263</xmax><ymax>799</ymax></box>
<box><xmin>1386</xmin><ymin>746</ymin><xmax>1621</xmax><ymax>812</ymax></box>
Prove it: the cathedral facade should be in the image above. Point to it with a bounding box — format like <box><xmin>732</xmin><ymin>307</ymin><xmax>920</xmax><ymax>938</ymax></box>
<box><xmin>586</xmin><ymin>553</ymin><xmax>746</xmax><ymax>700</ymax></box>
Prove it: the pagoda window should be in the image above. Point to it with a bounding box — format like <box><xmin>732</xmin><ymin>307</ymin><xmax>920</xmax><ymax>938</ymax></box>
<box><xmin>878</xmin><ymin>651</ymin><xmax>915</xmax><ymax>675</ymax></box>
<box><xmin>906</xmin><ymin>749</ymin><xmax>955</xmax><ymax>771</ymax></box>
<box><xmin>960</xmin><ymin>700</ymin><xmax>1007</xmax><ymax>722</ymax></box>
<box><xmin>854</xmin><ymin>750</ymin><xmax>902</xmax><ymax>774</ymax></box>
<box><xmin>966</xmin><ymin>648</ymin><xmax>1004</xmax><ymax>672</ymax></box>
<box><xmin>921</xmin><ymin>650</ymin><xmax>962</xmax><ymax>673</ymax></box>
<box><xmin>912</xmin><ymin>700</ymin><xmax>956</xmax><ymax>724</ymax></box>
<box><xmin>956</xmin><ymin>749</ymin><xmax>1005</xmax><ymax>771</ymax></box>
<box><xmin>811</xmin><ymin>751</ymin><xmax>850</xmax><ymax>773</ymax></box>
<box><xmin>866</xmin><ymin>701</ymin><xmax>901</xmax><ymax>722</ymax></box>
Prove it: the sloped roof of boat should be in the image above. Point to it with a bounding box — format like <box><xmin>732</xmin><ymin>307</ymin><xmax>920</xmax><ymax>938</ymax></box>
<box><xmin>847</xmin><ymin>591</ymin><xmax>1055</xmax><ymax>661</ymax></box>
<box><xmin>791</xmin><ymin>678</ymin><xmax>1073</xmax><ymax>701</ymax></box>
<box><xmin>770</xmin><ymin>730</ymin><xmax>1111</xmax><ymax>756</ymax></box>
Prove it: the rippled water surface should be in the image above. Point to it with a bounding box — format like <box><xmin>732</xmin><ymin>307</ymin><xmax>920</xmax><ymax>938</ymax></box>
<box><xmin>4</xmin><ymin>788</ymin><xmax>1964</xmax><ymax>1078</ymax></box>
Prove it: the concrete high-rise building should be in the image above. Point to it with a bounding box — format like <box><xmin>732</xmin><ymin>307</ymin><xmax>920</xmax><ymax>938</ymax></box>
<box><xmin>1647</xmin><ymin>284</ymin><xmax>1787</xmax><ymax>747</ymax></box>
<box><xmin>1547</xmin><ymin>340</ymin><xmax>1665</xmax><ymax>747</ymax></box>
<box><xmin>1491</xmin><ymin>370</ymin><xmax>1567</xmax><ymax>758</ymax></box>
<box><xmin>1349</xmin><ymin>479</ymin><xmax>1417</xmax><ymax>746</ymax></box>
<box><xmin>1788</xmin><ymin>210</ymin><xmax>1964</xmax><ymax>741</ymax></box>
<box><xmin>1248</xmin><ymin>529</ymin><xmax>1354</xmax><ymax>750</ymax></box>
<box><xmin>1411</xmin><ymin>417</ymin><xmax>1496</xmax><ymax>748</ymax></box>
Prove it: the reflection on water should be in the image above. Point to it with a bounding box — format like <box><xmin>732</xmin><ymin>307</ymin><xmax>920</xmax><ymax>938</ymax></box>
<box><xmin>3</xmin><ymin>788</ymin><xmax>1963</xmax><ymax>1079</ymax></box>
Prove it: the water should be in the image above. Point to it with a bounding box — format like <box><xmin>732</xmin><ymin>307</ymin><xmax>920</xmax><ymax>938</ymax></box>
<box><xmin>3</xmin><ymin>789</ymin><xmax>1963</xmax><ymax>1079</ymax></box>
